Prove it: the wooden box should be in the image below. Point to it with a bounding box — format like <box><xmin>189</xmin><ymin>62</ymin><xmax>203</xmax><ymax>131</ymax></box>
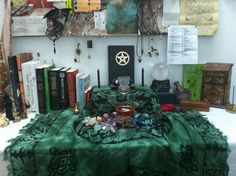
<box><xmin>180</xmin><ymin>100</ymin><xmax>210</xmax><ymax>112</ymax></box>
<box><xmin>11</xmin><ymin>8</ymin><xmax>51</xmax><ymax>36</ymax></box>
<box><xmin>201</xmin><ymin>63</ymin><xmax>233</xmax><ymax>108</ymax></box>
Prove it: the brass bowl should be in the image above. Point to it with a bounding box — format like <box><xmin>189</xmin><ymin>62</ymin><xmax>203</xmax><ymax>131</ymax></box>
<box><xmin>116</xmin><ymin>105</ymin><xmax>135</xmax><ymax>117</ymax></box>
<box><xmin>226</xmin><ymin>104</ymin><xmax>236</xmax><ymax>114</ymax></box>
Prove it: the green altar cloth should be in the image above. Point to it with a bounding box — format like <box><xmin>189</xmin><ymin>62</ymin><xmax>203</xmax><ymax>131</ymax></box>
<box><xmin>4</xmin><ymin>86</ymin><xmax>229</xmax><ymax>176</ymax></box>
<box><xmin>88</xmin><ymin>86</ymin><xmax>161</xmax><ymax>115</ymax></box>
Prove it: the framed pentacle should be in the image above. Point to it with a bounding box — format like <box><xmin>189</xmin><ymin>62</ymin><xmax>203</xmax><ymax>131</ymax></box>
<box><xmin>108</xmin><ymin>46</ymin><xmax>134</xmax><ymax>85</ymax></box>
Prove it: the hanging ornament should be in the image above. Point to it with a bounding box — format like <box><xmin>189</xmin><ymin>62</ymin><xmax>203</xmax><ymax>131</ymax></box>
<box><xmin>44</xmin><ymin>8</ymin><xmax>71</xmax><ymax>54</ymax></box>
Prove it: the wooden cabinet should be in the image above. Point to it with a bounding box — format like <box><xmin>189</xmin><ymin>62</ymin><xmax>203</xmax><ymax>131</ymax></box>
<box><xmin>201</xmin><ymin>63</ymin><xmax>233</xmax><ymax>108</ymax></box>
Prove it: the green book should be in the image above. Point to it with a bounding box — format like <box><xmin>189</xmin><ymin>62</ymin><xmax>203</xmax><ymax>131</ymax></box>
<box><xmin>36</xmin><ymin>63</ymin><xmax>54</xmax><ymax>113</ymax></box>
<box><xmin>183</xmin><ymin>64</ymin><xmax>204</xmax><ymax>100</ymax></box>
<box><xmin>44</xmin><ymin>64</ymin><xmax>54</xmax><ymax>112</ymax></box>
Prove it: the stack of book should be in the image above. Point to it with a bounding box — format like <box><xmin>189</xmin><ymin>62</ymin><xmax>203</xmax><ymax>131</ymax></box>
<box><xmin>8</xmin><ymin>53</ymin><xmax>33</xmax><ymax>113</ymax></box>
<box><xmin>8</xmin><ymin>52</ymin><xmax>92</xmax><ymax>114</ymax></box>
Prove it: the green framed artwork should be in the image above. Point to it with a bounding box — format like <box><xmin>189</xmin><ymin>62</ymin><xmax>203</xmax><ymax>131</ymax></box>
<box><xmin>106</xmin><ymin>0</ymin><xmax>138</xmax><ymax>34</ymax></box>
<box><xmin>183</xmin><ymin>64</ymin><xmax>204</xmax><ymax>101</ymax></box>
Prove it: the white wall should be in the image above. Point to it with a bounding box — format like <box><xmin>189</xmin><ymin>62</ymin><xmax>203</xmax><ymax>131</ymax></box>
<box><xmin>10</xmin><ymin>0</ymin><xmax>236</xmax><ymax>103</ymax></box>
<box><xmin>0</xmin><ymin>0</ymin><xmax>5</xmax><ymax>38</ymax></box>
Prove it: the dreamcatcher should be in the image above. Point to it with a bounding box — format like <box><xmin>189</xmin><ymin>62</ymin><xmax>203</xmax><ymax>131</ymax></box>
<box><xmin>44</xmin><ymin>8</ymin><xmax>71</xmax><ymax>54</ymax></box>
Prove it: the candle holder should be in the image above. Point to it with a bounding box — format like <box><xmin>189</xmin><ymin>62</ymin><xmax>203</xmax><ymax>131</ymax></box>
<box><xmin>110</xmin><ymin>76</ymin><xmax>134</xmax><ymax>90</ymax></box>
<box><xmin>116</xmin><ymin>104</ymin><xmax>135</xmax><ymax>117</ymax></box>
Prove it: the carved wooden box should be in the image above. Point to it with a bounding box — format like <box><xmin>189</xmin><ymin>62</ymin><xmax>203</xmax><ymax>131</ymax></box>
<box><xmin>201</xmin><ymin>63</ymin><xmax>233</xmax><ymax>108</ymax></box>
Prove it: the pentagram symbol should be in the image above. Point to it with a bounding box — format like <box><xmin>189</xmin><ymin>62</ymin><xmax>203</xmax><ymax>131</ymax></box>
<box><xmin>115</xmin><ymin>51</ymin><xmax>130</xmax><ymax>66</ymax></box>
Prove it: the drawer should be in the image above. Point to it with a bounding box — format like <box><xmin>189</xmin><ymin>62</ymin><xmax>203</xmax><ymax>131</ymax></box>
<box><xmin>203</xmin><ymin>76</ymin><xmax>226</xmax><ymax>84</ymax></box>
<box><xmin>201</xmin><ymin>84</ymin><xmax>225</xmax><ymax>106</ymax></box>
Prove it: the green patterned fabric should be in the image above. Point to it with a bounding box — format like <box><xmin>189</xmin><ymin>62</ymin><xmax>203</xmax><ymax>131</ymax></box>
<box><xmin>89</xmin><ymin>86</ymin><xmax>161</xmax><ymax>115</ymax></box>
<box><xmin>4</xmin><ymin>86</ymin><xmax>229</xmax><ymax>176</ymax></box>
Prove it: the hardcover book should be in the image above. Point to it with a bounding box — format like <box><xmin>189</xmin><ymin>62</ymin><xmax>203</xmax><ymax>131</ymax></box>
<box><xmin>22</xmin><ymin>60</ymin><xmax>41</xmax><ymax>113</ymax></box>
<box><xmin>59</xmin><ymin>67</ymin><xmax>70</xmax><ymax>109</ymax></box>
<box><xmin>8</xmin><ymin>56</ymin><xmax>23</xmax><ymax>113</ymax></box>
<box><xmin>16</xmin><ymin>53</ymin><xmax>33</xmax><ymax>112</ymax></box>
<box><xmin>183</xmin><ymin>64</ymin><xmax>204</xmax><ymax>100</ymax></box>
<box><xmin>66</xmin><ymin>68</ymin><xmax>79</xmax><ymax>109</ymax></box>
<box><xmin>78</xmin><ymin>73</ymin><xmax>90</xmax><ymax>108</ymax></box>
<box><xmin>75</xmin><ymin>72</ymin><xmax>85</xmax><ymax>108</ymax></box>
<box><xmin>36</xmin><ymin>64</ymin><xmax>54</xmax><ymax>113</ymax></box>
<box><xmin>84</xmin><ymin>85</ymin><xmax>92</xmax><ymax>106</ymax></box>
<box><xmin>49</xmin><ymin>67</ymin><xmax>63</xmax><ymax>110</ymax></box>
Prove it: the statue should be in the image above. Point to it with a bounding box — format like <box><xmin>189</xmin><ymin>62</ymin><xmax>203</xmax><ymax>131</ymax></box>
<box><xmin>3</xmin><ymin>85</ymin><xmax>21</xmax><ymax>122</ymax></box>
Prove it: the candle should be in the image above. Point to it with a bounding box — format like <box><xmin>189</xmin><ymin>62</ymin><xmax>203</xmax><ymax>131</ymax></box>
<box><xmin>97</xmin><ymin>69</ymin><xmax>100</xmax><ymax>88</ymax></box>
<box><xmin>142</xmin><ymin>68</ymin><xmax>144</xmax><ymax>86</ymax></box>
<box><xmin>232</xmin><ymin>85</ymin><xmax>235</xmax><ymax>104</ymax></box>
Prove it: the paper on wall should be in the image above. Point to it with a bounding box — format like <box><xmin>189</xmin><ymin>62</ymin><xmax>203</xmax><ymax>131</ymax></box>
<box><xmin>94</xmin><ymin>10</ymin><xmax>106</xmax><ymax>30</ymax></box>
<box><xmin>167</xmin><ymin>25</ymin><xmax>198</xmax><ymax>65</ymax></box>
<box><xmin>179</xmin><ymin>0</ymin><xmax>219</xmax><ymax>36</ymax></box>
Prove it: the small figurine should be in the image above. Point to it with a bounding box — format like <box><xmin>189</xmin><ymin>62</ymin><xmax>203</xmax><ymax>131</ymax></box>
<box><xmin>174</xmin><ymin>81</ymin><xmax>191</xmax><ymax>103</ymax></box>
<box><xmin>0</xmin><ymin>113</ymin><xmax>9</xmax><ymax>127</ymax></box>
<box><xmin>3</xmin><ymin>85</ymin><xmax>21</xmax><ymax>122</ymax></box>
<box><xmin>3</xmin><ymin>91</ymin><xmax>14</xmax><ymax>121</ymax></box>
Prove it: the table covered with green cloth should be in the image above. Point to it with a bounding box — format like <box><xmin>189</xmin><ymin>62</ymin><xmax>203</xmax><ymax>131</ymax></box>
<box><xmin>4</xmin><ymin>86</ymin><xmax>229</xmax><ymax>176</ymax></box>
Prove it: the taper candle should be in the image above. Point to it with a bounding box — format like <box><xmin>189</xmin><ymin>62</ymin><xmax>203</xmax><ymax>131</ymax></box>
<box><xmin>97</xmin><ymin>69</ymin><xmax>100</xmax><ymax>88</ymax></box>
<box><xmin>232</xmin><ymin>85</ymin><xmax>235</xmax><ymax>104</ymax></box>
<box><xmin>142</xmin><ymin>68</ymin><xmax>144</xmax><ymax>86</ymax></box>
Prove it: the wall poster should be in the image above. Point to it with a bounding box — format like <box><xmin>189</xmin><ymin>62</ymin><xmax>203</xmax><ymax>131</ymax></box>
<box><xmin>179</xmin><ymin>0</ymin><xmax>219</xmax><ymax>36</ymax></box>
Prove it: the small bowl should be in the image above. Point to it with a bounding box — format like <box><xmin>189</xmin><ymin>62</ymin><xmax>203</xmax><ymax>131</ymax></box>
<box><xmin>116</xmin><ymin>105</ymin><xmax>135</xmax><ymax>117</ymax></box>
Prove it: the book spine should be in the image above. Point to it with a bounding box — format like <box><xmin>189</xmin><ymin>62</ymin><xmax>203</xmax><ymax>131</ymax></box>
<box><xmin>36</xmin><ymin>68</ymin><xmax>46</xmax><ymax>113</ymax></box>
<box><xmin>79</xmin><ymin>78</ymin><xmax>85</xmax><ymax>108</ymax></box>
<box><xmin>8</xmin><ymin>56</ymin><xmax>23</xmax><ymax>112</ymax></box>
<box><xmin>59</xmin><ymin>71</ymin><xmax>69</xmax><ymax>109</ymax></box>
<box><xmin>76</xmin><ymin>76</ymin><xmax>80</xmax><ymax>107</ymax></box>
<box><xmin>67</xmin><ymin>72</ymin><xmax>77</xmax><ymax>109</ymax></box>
<box><xmin>16</xmin><ymin>53</ymin><xmax>32</xmax><ymax>70</ymax></box>
<box><xmin>49</xmin><ymin>70</ymin><xmax>61</xmax><ymax>110</ymax></box>
<box><xmin>79</xmin><ymin>75</ymin><xmax>90</xmax><ymax>108</ymax></box>
<box><xmin>85</xmin><ymin>86</ymin><xmax>92</xmax><ymax>106</ymax></box>
<box><xmin>16</xmin><ymin>53</ymin><xmax>33</xmax><ymax>112</ymax></box>
<box><xmin>22</xmin><ymin>63</ymin><xmax>39</xmax><ymax>113</ymax></box>
<box><xmin>44</xmin><ymin>68</ymin><xmax>51</xmax><ymax>112</ymax></box>
<box><xmin>19</xmin><ymin>78</ymin><xmax>26</xmax><ymax>112</ymax></box>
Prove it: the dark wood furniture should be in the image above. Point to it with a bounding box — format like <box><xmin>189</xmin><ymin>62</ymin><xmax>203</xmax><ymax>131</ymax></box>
<box><xmin>201</xmin><ymin>63</ymin><xmax>233</xmax><ymax>108</ymax></box>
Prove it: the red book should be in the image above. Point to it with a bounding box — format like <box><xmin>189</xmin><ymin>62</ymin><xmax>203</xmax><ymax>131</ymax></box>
<box><xmin>66</xmin><ymin>68</ymin><xmax>79</xmax><ymax>109</ymax></box>
<box><xmin>84</xmin><ymin>85</ymin><xmax>92</xmax><ymax>106</ymax></box>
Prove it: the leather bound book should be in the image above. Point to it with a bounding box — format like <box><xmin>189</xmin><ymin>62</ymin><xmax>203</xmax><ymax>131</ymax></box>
<box><xmin>36</xmin><ymin>67</ymin><xmax>46</xmax><ymax>113</ymax></box>
<box><xmin>36</xmin><ymin>64</ymin><xmax>54</xmax><ymax>113</ymax></box>
<box><xmin>49</xmin><ymin>67</ymin><xmax>63</xmax><ymax>110</ymax></box>
<box><xmin>59</xmin><ymin>67</ymin><xmax>70</xmax><ymax>109</ymax></box>
<box><xmin>8</xmin><ymin>56</ymin><xmax>23</xmax><ymax>113</ymax></box>
<box><xmin>66</xmin><ymin>68</ymin><xmax>79</xmax><ymax>109</ymax></box>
